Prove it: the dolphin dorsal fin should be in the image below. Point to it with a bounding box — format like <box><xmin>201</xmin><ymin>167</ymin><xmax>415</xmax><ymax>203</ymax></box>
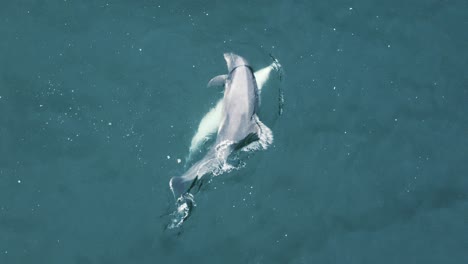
<box><xmin>207</xmin><ymin>74</ymin><xmax>228</xmax><ymax>88</ymax></box>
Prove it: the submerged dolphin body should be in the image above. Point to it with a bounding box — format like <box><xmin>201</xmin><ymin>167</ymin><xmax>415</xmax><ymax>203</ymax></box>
<box><xmin>170</xmin><ymin>53</ymin><xmax>273</xmax><ymax>198</ymax></box>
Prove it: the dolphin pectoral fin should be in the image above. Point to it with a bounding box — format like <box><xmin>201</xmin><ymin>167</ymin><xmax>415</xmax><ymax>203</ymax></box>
<box><xmin>235</xmin><ymin>116</ymin><xmax>274</xmax><ymax>152</ymax></box>
<box><xmin>207</xmin><ymin>74</ymin><xmax>228</xmax><ymax>88</ymax></box>
<box><xmin>234</xmin><ymin>133</ymin><xmax>260</xmax><ymax>151</ymax></box>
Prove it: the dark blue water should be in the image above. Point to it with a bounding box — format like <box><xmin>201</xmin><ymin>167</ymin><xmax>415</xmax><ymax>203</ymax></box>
<box><xmin>1</xmin><ymin>1</ymin><xmax>467</xmax><ymax>263</ymax></box>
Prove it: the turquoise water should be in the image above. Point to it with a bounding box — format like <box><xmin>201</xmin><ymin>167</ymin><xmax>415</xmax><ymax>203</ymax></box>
<box><xmin>1</xmin><ymin>0</ymin><xmax>468</xmax><ymax>263</ymax></box>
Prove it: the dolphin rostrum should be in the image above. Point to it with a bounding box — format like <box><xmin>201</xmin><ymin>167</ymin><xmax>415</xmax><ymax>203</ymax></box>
<box><xmin>170</xmin><ymin>53</ymin><xmax>274</xmax><ymax>199</ymax></box>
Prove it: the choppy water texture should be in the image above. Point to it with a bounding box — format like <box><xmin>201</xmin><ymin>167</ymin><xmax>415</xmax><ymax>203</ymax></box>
<box><xmin>1</xmin><ymin>1</ymin><xmax>468</xmax><ymax>263</ymax></box>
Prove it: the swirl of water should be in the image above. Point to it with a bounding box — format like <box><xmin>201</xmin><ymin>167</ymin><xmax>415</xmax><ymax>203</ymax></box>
<box><xmin>167</xmin><ymin>193</ymin><xmax>196</xmax><ymax>229</ymax></box>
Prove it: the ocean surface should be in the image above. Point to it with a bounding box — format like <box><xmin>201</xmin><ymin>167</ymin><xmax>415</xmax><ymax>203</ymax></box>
<box><xmin>1</xmin><ymin>0</ymin><xmax>467</xmax><ymax>263</ymax></box>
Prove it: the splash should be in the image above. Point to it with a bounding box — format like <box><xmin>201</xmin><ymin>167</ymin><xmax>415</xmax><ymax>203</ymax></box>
<box><xmin>167</xmin><ymin>192</ymin><xmax>196</xmax><ymax>229</ymax></box>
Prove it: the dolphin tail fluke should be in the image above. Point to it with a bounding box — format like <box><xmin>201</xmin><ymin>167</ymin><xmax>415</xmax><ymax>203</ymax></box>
<box><xmin>169</xmin><ymin>176</ymin><xmax>186</xmax><ymax>198</ymax></box>
<box><xmin>170</xmin><ymin>176</ymin><xmax>198</xmax><ymax>199</ymax></box>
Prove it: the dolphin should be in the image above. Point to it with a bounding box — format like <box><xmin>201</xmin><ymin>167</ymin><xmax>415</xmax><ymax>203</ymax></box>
<box><xmin>187</xmin><ymin>57</ymin><xmax>281</xmax><ymax>162</ymax></box>
<box><xmin>170</xmin><ymin>53</ymin><xmax>274</xmax><ymax>198</ymax></box>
